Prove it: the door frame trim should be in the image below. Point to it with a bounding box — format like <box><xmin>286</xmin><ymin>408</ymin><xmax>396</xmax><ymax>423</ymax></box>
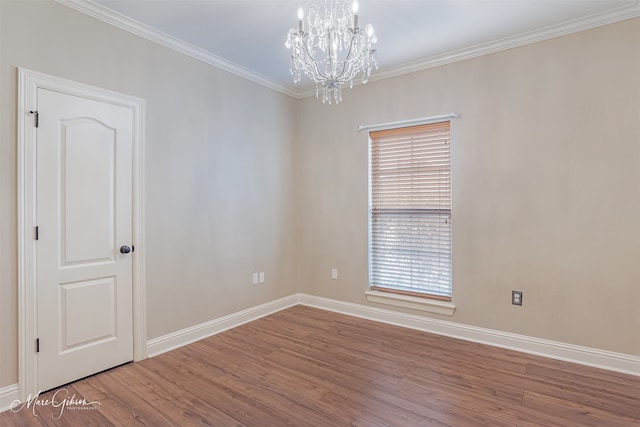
<box><xmin>17</xmin><ymin>68</ymin><xmax>146</xmax><ymax>400</ymax></box>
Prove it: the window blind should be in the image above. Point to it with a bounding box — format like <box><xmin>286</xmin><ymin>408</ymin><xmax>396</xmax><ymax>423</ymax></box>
<box><xmin>369</xmin><ymin>121</ymin><xmax>452</xmax><ymax>300</ymax></box>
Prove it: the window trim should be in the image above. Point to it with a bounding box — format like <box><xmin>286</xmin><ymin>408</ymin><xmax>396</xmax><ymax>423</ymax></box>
<box><xmin>358</xmin><ymin>112</ymin><xmax>460</xmax><ymax>133</ymax></box>
<box><xmin>367</xmin><ymin>119</ymin><xmax>454</xmax><ymax>301</ymax></box>
<box><xmin>370</xmin><ymin>286</ymin><xmax>452</xmax><ymax>302</ymax></box>
<box><xmin>365</xmin><ymin>290</ymin><xmax>456</xmax><ymax>316</ymax></box>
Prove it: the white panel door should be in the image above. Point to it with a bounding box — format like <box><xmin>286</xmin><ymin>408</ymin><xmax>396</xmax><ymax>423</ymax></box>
<box><xmin>36</xmin><ymin>88</ymin><xmax>134</xmax><ymax>392</ymax></box>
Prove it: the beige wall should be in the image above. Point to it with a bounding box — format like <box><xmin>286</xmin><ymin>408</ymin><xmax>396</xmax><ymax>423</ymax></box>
<box><xmin>297</xmin><ymin>18</ymin><xmax>640</xmax><ymax>356</ymax></box>
<box><xmin>1</xmin><ymin>0</ymin><xmax>638</xmax><ymax>391</ymax></box>
<box><xmin>0</xmin><ymin>1</ymin><xmax>298</xmax><ymax>387</ymax></box>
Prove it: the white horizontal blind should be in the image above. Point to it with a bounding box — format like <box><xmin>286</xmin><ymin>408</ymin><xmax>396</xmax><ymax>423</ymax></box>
<box><xmin>369</xmin><ymin>121</ymin><xmax>452</xmax><ymax>299</ymax></box>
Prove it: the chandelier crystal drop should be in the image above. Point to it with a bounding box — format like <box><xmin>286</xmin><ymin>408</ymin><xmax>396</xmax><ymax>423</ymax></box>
<box><xmin>285</xmin><ymin>0</ymin><xmax>378</xmax><ymax>104</ymax></box>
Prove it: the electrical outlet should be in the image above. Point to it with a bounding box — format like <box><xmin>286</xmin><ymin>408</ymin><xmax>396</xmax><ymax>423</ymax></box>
<box><xmin>331</xmin><ymin>268</ymin><xmax>338</xmax><ymax>280</ymax></box>
<box><xmin>259</xmin><ymin>272</ymin><xmax>265</xmax><ymax>283</ymax></box>
<box><xmin>252</xmin><ymin>273</ymin><xmax>259</xmax><ymax>285</ymax></box>
<box><xmin>512</xmin><ymin>290</ymin><xmax>523</xmax><ymax>306</ymax></box>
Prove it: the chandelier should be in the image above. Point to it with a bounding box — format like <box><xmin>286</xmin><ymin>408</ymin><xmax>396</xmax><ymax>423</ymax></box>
<box><xmin>285</xmin><ymin>0</ymin><xmax>378</xmax><ymax>104</ymax></box>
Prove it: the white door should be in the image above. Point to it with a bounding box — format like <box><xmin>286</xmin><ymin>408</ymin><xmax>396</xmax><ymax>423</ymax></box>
<box><xmin>36</xmin><ymin>88</ymin><xmax>134</xmax><ymax>392</ymax></box>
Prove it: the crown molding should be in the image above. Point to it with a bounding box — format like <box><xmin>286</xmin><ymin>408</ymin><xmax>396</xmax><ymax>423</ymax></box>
<box><xmin>296</xmin><ymin>0</ymin><xmax>640</xmax><ymax>99</ymax></box>
<box><xmin>53</xmin><ymin>0</ymin><xmax>299</xmax><ymax>98</ymax></box>
<box><xmin>366</xmin><ymin>0</ymin><xmax>640</xmax><ymax>86</ymax></box>
<box><xmin>54</xmin><ymin>0</ymin><xmax>639</xmax><ymax>100</ymax></box>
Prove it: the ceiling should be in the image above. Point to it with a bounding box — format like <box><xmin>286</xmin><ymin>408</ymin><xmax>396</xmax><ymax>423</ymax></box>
<box><xmin>64</xmin><ymin>0</ymin><xmax>639</xmax><ymax>97</ymax></box>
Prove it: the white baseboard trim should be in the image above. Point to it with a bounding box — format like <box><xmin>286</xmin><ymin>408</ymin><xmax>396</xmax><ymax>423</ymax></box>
<box><xmin>0</xmin><ymin>383</ymin><xmax>19</xmax><ymax>413</ymax></box>
<box><xmin>9</xmin><ymin>292</ymin><xmax>635</xmax><ymax>412</ymax></box>
<box><xmin>146</xmin><ymin>294</ymin><xmax>300</xmax><ymax>357</ymax></box>
<box><xmin>298</xmin><ymin>294</ymin><xmax>640</xmax><ymax>377</ymax></box>
<box><xmin>144</xmin><ymin>292</ymin><xmax>639</xmax><ymax>377</ymax></box>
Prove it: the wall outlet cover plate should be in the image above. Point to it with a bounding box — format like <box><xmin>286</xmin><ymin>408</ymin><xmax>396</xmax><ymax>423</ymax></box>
<box><xmin>512</xmin><ymin>290</ymin><xmax>523</xmax><ymax>306</ymax></box>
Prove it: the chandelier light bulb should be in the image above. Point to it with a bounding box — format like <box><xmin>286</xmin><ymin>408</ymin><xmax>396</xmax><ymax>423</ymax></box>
<box><xmin>285</xmin><ymin>0</ymin><xmax>378</xmax><ymax>104</ymax></box>
<box><xmin>352</xmin><ymin>0</ymin><xmax>359</xmax><ymax>28</ymax></box>
<box><xmin>297</xmin><ymin>7</ymin><xmax>304</xmax><ymax>31</ymax></box>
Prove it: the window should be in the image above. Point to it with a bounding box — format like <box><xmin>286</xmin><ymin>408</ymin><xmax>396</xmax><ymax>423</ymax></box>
<box><xmin>369</xmin><ymin>121</ymin><xmax>452</xmax><ymax>301</ymax></box>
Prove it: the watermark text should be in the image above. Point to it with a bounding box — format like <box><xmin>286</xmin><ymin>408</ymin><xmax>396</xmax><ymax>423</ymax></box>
<box><xmin>10</xmin><ymin>388</ymin><xmax>101</xmax><ymax>420</ymax></box>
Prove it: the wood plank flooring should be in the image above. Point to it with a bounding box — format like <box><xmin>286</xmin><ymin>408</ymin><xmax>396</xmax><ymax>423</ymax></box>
<box><xmin>2</xmin><ymin>305</ymin><xmax>639</xmax><ymax>426</ymax></box>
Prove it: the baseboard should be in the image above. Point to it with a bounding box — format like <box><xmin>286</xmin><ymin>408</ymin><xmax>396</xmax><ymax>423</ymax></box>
<box><xmin>0</xmin><ymin>384</ymin><xmax>19</xmax><ymax>413</ymax></box>
<box><xmin>145</xmin><ymin>292</ymin><xmax>639</xmax><ymax>377</ymax></box>
<box><xmin>9</xmin><ymin>292</ymin><xmax>635</xmax><ymax>412</ymax></box>
<box><xmin>146</xmin><ymin>294</ymin><xmax>300</xmax><ymax>357</ymax></box>
<box><xmin>298</xmin><ymin>294</ymin><xmax>640</xmax><ymax>377</ymax></box>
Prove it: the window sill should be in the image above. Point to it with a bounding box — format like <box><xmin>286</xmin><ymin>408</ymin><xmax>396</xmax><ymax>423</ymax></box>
<box><xmin>364</xmin><ymin>290</ymin><xmax>456</xmax><ymax>316</ymax></box>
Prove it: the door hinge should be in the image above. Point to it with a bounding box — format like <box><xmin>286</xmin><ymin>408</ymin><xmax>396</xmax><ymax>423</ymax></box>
<box><xmin>29</xmin><ymin>110</ymin><xmax>39</xmax><ymax>128</ymax></box>
<box><xmin>35</xmin><ymin>226</ymin><xmax>39</xmax><ymax>240</ymax></box>
<box><xmin>36</xmin><ymin>338</ymin><xmax>40</xmax><ymax>353</ymax></box>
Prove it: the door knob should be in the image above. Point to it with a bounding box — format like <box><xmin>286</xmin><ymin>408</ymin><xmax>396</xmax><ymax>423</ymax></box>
<box><xmin>120</xmin><ymin>245</ymin><xmax>132</xmax><ymax>254</ymax></box>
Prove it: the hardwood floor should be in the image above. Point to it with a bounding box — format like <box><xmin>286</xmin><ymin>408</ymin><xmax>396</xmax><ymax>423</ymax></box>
<box><xmin>3</xmin><ymin>305</ymin><xmax>639</xmax><ymax>426</ymax></box>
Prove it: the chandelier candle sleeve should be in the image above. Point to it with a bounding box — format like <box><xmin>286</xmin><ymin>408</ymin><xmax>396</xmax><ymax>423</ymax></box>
<box><xmin>353</xmin><ymin>1</ymin><xmax>359</xmax><ymax>28</ymax></box>
<box><xmin>298</xmin><ymin>7</ymin><xmax>304</xmax><ymax>31</ymax></box>
<box><xmin>285</xmin><ymin>0</ymin><xmax>378</xmax><ymax>104</ymax></box>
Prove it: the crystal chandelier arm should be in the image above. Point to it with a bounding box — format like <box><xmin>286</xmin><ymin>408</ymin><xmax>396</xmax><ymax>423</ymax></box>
<box><xmin>300</xmin><ymin>39</ymin><xmax>329</xmax><ymax>81</ymax></box>
<box><xmin>335</xmin><ymin>31</ymin><xmax>369</xmax><ymax>83</ymax></box>
<box><xmin>334</xmin><ymin>29</ymin><xmax>357</xmax><ymax>81</ymax></box>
